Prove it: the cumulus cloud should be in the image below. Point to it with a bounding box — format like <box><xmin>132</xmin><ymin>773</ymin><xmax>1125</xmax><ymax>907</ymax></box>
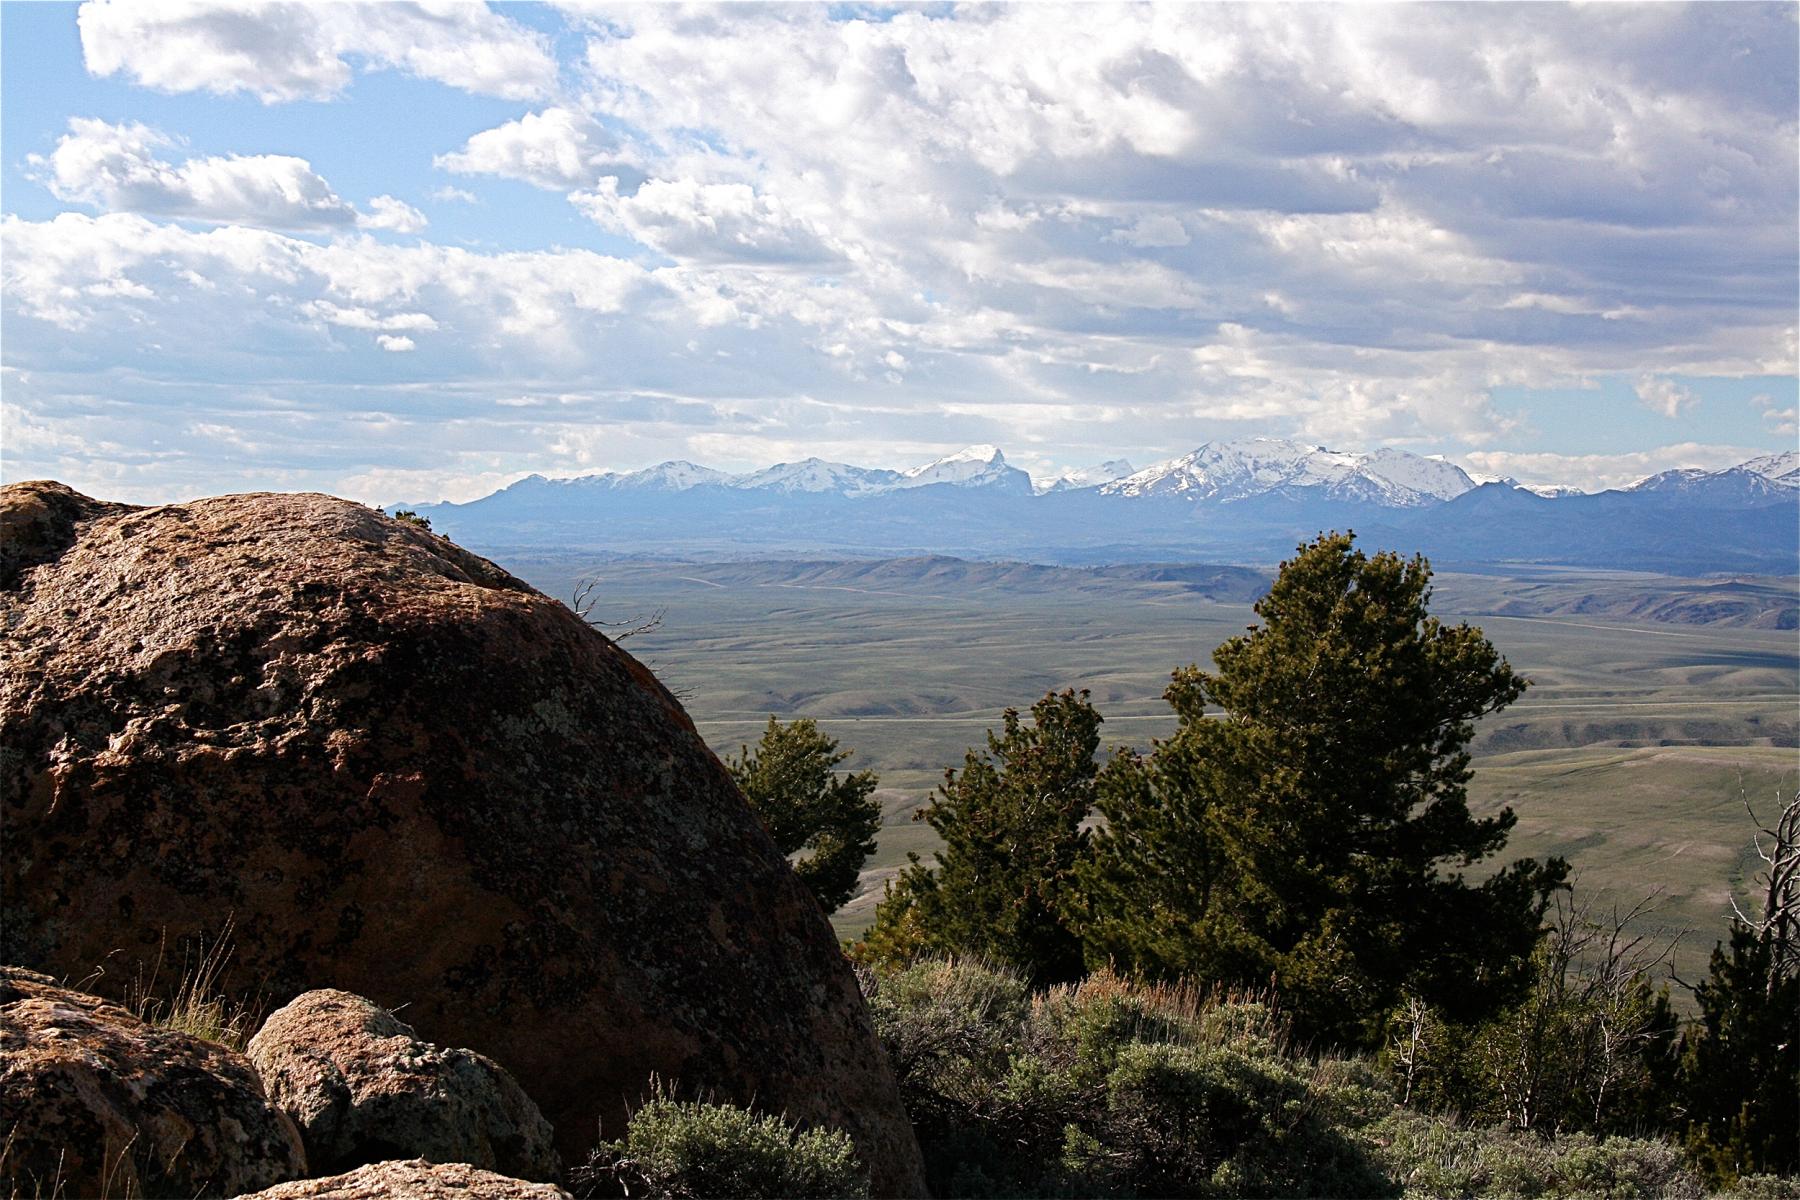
<box><xmin>436</xmin><ymin>107</ymin><xmax>626</xmax><ymax>191</ymax></box>
<box><xmin>78</xmin><ymin>0</ymin><xmax>557</xmax><ymax>102</ymax></box>
<box><xmin>1635</xmin><ymin>374</ymin><xmax>1699</xmax><ymax>418</ymax></box>
<box><xmin>31</xmin><ymin>118</ymin><xmax>433</xmax><ymax>235</ymax></box>
<box><xmin>359</xmin><ymin>195</ymin><xmax>427</xmax><ymax>234</ymax></box>
<box><xmin>376</xmin><ymin>334</ymin><xmax>416</xmax><ymax>352</ymax></box>
<box><xmin>7</xmin><ymin>4</ymin><xmax>1796</xmax><ymax>500</ymax></box>
<box><xmin>1753</xmin><ymin>392</ymin><xmax>1798</xmax><ymax>436</ymax></box>
<box><xmin>32</xmin><ymin>117</ymin><xmax>360</xmax><ymax>230</ymax></box>
<box><xmin>2</xmin><ymin>212</ymin><xmax>655</xmax><ymax>346</ymax></box>
<box><xmin>572</xmin><ymin>177</ymin><xmax>841</xmax><ymax>266</ymax></box>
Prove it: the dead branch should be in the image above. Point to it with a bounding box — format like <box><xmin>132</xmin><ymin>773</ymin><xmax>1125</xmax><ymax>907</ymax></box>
<box><xmin>569</xmin><ymin>579</ymin><xmax>666</xmax><ymax>642</ymax></box>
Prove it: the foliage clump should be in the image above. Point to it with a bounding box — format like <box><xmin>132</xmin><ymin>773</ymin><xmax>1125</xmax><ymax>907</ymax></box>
<box><xmin>1080</xmin><ymin>532</ymin><xmax>1565</xmax><ymax>1044</ymax></box>
<box><xmin>575</xmin><ymin>1085</ymin><xmax>869</xmax><ymax>1199</ymax></box>
<box><xmin>727</xmin><ymin>716</ymin><xmax>880</xmax><ymax>913</ymax></box>
<box><xmin>1677</xmin><ymin>923</ymin><xmax>1800</xmax><ymax>1186</ymax></box>
<box><xmin>862</xmin><ymin>690</ymin><xmax>1100</xmax><ymax>984</ymax></box>
<box><xmin>857</xmin><ymin>957</ymin><xmax>1734</xmax><ymax>1199</ymax></box>
<box><xmin>1381</xmin><ymin>891</ymin><xmax>1681</xmax><ymax>1137</ymax></box>
<box><xmin>860</xmin><ymin>957</ymin><xmax>1393</xmax><ymax>1198</ymax></box>
<box><xmin>1370</xmin><ymin>1110</ymin><xmax>1704</xmax><ymax>1200</ymax></box>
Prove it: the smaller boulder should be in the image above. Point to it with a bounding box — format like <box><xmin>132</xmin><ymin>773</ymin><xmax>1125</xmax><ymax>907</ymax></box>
<box><xmin>248</xmin><ymin>990</ymin><xmax>560</xmax><ymax>1181</ymax></box>
<box><xmin>234</xmin><ymin>1158</ymin><xmax>572</xmax><ymax>1199</ymax></box>
<box><xmin>0</xmin><ymin>966</ymin><xmax>306</xmax><ymax>1198</ymax></box>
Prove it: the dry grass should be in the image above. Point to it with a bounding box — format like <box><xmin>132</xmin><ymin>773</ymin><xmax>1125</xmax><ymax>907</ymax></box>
<box><xmin>123</xmin><ymin>917</ymin><xmax>265</xmax><ymax>1051</ymax></box>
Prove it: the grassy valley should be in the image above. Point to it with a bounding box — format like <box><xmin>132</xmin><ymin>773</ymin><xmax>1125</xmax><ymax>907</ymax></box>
<box><xmin>505</xmin><ymin>555</ymin><xmax>1797</xmax><ymax>954</ymax></box>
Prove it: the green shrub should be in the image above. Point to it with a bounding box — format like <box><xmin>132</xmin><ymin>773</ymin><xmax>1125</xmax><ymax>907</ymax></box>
<box><xmin>863</xmin><ymin>958</ymin><xmax>1393</xmax><ymax>1198</ymax></box>
<box><xmin>1719</xmin><ymin>1177</ymin><xmax>1800</xmax><ymax>1200</ymax></box>
<box><xmin>1371</xmin><ymin>1110</ymin><xmax>1703</xmax><ymax>1200</ymax></box>
<box><xmin>574</xmin><ymin>1088</ymin><xmax>869</xmax><ymax>1199</ymax></box>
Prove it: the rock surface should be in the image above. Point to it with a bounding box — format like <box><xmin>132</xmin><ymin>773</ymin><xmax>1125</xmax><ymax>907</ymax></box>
<box><xmin>0</xmin><ymin>966</ymin><xmax>306</xmax><ymax>1198</ymax></box>
<box><xmin>0</xmin><ymin>481</ymin><xmax>926</xmax><ymax>1196</ymax></box>
<box><xmin>235</xmin><ymin>1159</ymin><xmax>571</xmax><ymax>1199</ymax></box>
<box><xmin>248</xmin><ymin>989</ymin><xmax>559</xmax><ymax>1180</ymax></box>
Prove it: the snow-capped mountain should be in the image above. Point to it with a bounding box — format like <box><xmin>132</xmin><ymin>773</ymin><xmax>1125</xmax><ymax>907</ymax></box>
<box><xmin>894</xmin><ymin>445</ymin><xmax>1033</xmax><ymax>494</ymax></box>
<box><xmin>1742</xmin><ymin>450</ymin><xmax>1799</xmax><ymax>488</ymax></box>
<box><xmin>547</xmin><ymin>461</ymin><xmax>733</xmax><ymax>491</ymax></box>
<box><xmin>730</xmin><ymin>457</ymin><xmax>903</xmax><ymax>495</ymax></box>
<box><xmin>1035</xmin><ymin>459</ymin><xmax>1137</xmax><ymax>495</ymax></box>
<box><xmin>403</xmin><ymin>439</ymin><xmax>1797</xmax><ymax>573</ymax></box>
<box><xmin>1525</xmin><ymin>484</ymin><xmax>1587</xmax><ymax>498</ymax></box>
<box><xmin>1099</xmin><ymin>438</ymin><xmax>1475</xmax><ymax>507</ymax></box>
<box><xmin>1627</xmin><ymin>466</ymin><xmax>1793</xmax><ymax>504</ymax></box>
<box><xmin>1354</xmin><ymin>447</ymin><xmax>1478</xmax><ymax>503</ymax></box>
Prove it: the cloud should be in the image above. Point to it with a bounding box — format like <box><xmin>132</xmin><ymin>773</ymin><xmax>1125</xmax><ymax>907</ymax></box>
<box><xmin>1752</xmin><ymin>391</ymin><xmax>1798</xmax><ymax>436</ymax></box>
<box><xmin>31</xmin><ymin>118</ymin><xmax>435</xmax><ymax>237</ymax></box>
<box><xmin>432</xmin><ymin>185</ymin><xmax>479</xmax><ymax>205</ymax></box>
<box><xmin>303</xmin><ymin>301</ymin><xmax>438</xmax><ymax>333</ymax></box>
<box><xmin>8</xmin><ymin>5</ymin><xmax>1796</xmax><ymax>501</ymax></box>
<box><xmin>376</xmin><ymin>334</ymin><xmax>416</xmax><ymax>352</ymax></box>
<box><xmin>359</xmin><ymin>195</ymin><xmax>427</xmax><ymax>234</ymax></box>
<box><xmin>2</xmin><ymin>212</ymin><xmax>656</xmax><ymax>349</ymax></box>
<box><xmin>1109</xmin><ymin>214</ymin><xmax>1190</xmax><ymax>248</ymax></box>
<box><xmin>572</xmin><ymin>177</ymin><xmax>841</xmax><ymax>266</ymax></box>
<box><xmin>436</xmin><ymin>107</ymin><xmax>625</xmax><ymax>191</ymax></box>
<box><xmin>32</xmin><ymin>117</ymin><xmax>361</xmax><ymax>231</ymax></box>
<box><xmin>1461</xmin><ymin>444</ymin><xmax>1767</xmax><ymax>493</ymax></box>
<box><xmin>78</xmin><ymin>0</ymin><xmax>557</xmax><ymax>103</ymax></box>
<box><xmin>1634</xmin><ymin>374</ymin><xmax>1699</xmax><ymax>418</ymax></box>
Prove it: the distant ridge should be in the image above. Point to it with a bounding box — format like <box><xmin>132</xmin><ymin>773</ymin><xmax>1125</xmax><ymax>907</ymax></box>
<box><xmin>404</xmin><ymin>441</ymin><xmax>1798</xmax><ymax>574</ymax></box>
<box><xmin>421</xmin><ymin>438</ymin><xmax>1796</xmax><ymax>507</ymax></box>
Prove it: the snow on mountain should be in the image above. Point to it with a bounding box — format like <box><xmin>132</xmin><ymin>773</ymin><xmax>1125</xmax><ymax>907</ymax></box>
<box><xmin>730</xmin><ymin>457</ymin><xmax>903</xmax><ymax>495</ymax></box>
<box><xmin>1626</xmin><ymin>453</ymin><xmax>1799</xmax><ymax>497</ymax></box>
<box><xmin>1525</xmin><ymin>484</ymin><xmax>1587</xmax><ymax>498</ymax></box>
<box><xmin>1353</xmin><ymin>448</ymin><xmax>1477</xmax><ymax>503</ymax></box>
<box><xmin>1742</xmin><ymin>450</ymin><xmax>1800</xmax><ymax>487</ymax></box>
<box><xmin>894</xmin><ymin>445</ymin><xmax>1033</xmax><ymax>493</ymax></box>
<box><xmin>1035</xmin><ymin>459</ymin><xmax>1137</xmax><ymax>495</ymax></box>
<box><xmin>1099</xmin><ymin>438</ymin><xmax>1474</xmax><ymax>507</ymax></box>
<box><xmin>551</xmin><ymin>460</ymin><xmax>732</xmax><ymax>491</ymax></box>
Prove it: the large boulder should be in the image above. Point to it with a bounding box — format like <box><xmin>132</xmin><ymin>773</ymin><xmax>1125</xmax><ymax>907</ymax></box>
<box><xmin>236</xmin><ymin>1159</ymin><xmax>571</xmax><ymax>1199</ymax></box>
<box><xmin>0</xmin><ymin>482</ymin><xmax>926</xmax><ymax>1196</ymax></box>
<box><xmin>248</xmin><ymin>989</ymin><xmax>559</xmax><ymax>1180</ymax></box>
<box><xmin>0</xmin><ymin>966</ymin><xmax>306</xmax><ymax>1197</ymax></box>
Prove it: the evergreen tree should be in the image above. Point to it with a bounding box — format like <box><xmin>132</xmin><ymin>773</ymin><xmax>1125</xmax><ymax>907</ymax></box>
<box><xmin>1678</xmin><ymin>923</ymin><xmax>1800</xmax><ymax>1185</ymax></box>
<box><xmin>1081</xmin><ymin>532</ymin><xmax>1565</xmax><ymax>1044</ymax></box>
<box><xmin>861</xmin><ymin>689</ymin><xmax>1101</xmax><ymax>985</ymax></box>
<box><xmin>727</xmin><ymin>716</ymin><xmax>881</xmax><ymax>914</ymax></box>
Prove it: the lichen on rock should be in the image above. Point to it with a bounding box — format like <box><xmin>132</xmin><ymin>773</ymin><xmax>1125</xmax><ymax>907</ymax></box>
<box><xmin>248</xmin><ymin>989</ymin><xmax>560</xmax><ymax>1181</ymax></box>
<box><xmin>235</xmin><ymin>1158</ymin><xmax>572</xmax><ymax>1200</ymax></box>
<box><xmin>0</xmin><ymin>965</ymin><xmax>306</xmax><ymax>1199</ymax></box>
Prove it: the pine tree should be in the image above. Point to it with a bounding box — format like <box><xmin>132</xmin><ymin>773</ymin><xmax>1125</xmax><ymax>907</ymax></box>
<box><xmin>727</xmin><ymin>716</ymin><xmax>881</xmax><ymax>914</ymax></box>
<box><xmin>1081</xmin><ymin>532</ymin><xmax>1565</xmax><ymax>1044</ymax></box>
<box><xmin>861</xmin><ymin>689</ymin><xmax>1101</xmax><ymax>985</ymax></box>
<box><xmin>1678</xmin><ymin>923</ymin><xmax>1800</xmax><ymax>1185</ymax></box>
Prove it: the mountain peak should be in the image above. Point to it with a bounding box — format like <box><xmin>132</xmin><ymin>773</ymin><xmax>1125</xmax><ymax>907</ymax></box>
<box><xmin>910</xmin><ymin>444</ymin><xmax>1004</xmax><ymax>471</ymax></box>
<box><xmin>1036</xmin><ymin>458</ymin><xmax>1138</xmax><ymax>494</ymax></box>
<box><xmin>1102</xmin><ymin>439</ymin><xmax>1472</xmax><ymax>506</ymax></box>
<box><xmin>898</xmin><ymin>445</ymin><xmax>1031</xmax><ymax>493</ymax></box>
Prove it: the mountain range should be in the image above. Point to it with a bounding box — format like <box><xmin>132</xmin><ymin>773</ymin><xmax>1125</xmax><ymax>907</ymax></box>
<box><xmin>404</xmin><ymin>439</ymin><xmax>1799</xmax><ymax>574</ymax></box>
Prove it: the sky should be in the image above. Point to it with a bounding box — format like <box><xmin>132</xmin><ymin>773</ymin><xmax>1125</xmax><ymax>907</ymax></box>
<box><xmin>1</xmin><ymin>1</ymin><xmax>1795</xmax><ymax>503</ymax></box>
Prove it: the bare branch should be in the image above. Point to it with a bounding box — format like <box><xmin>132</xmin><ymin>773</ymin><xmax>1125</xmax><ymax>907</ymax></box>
<box><xmin>569</xmin><ymin>579</ymin><xmax>667</xmax><ymax>642</ymax></box>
